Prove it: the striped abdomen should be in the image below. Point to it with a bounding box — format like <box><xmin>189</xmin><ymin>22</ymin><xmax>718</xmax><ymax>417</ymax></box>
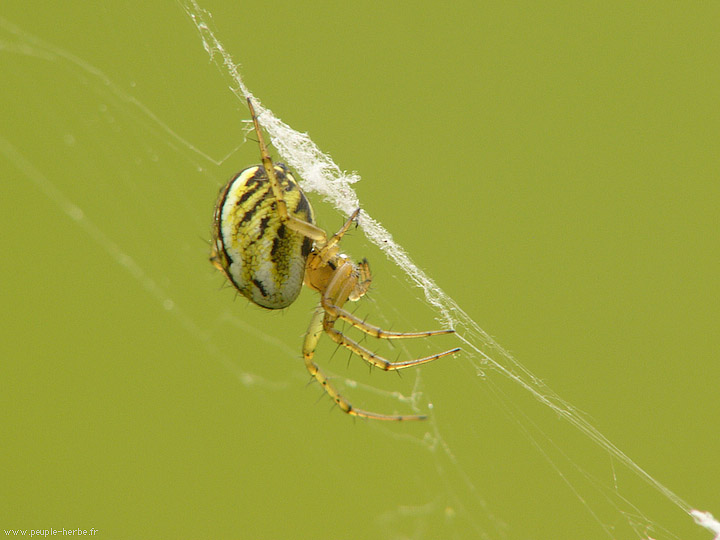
<box><xmin>211</xmin><ymin>163</ymin><xmax>315</xmax><ymax>309</ymax></box>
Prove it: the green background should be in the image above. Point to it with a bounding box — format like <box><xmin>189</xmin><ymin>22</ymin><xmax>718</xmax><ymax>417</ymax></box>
<box><xmin>2</xmin><ymin>2</ymin><xmax>718</xmax><ymax>539</ymax></box>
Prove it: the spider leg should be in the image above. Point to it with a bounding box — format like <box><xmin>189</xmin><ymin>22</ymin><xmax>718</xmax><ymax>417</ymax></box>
<box><xmin>305</xmin><ymin>208</ymin><xmax>362</xmax><ymax>269</ymax></box>
<box><xmin>303</xmin><ymin>304</ymin><xmax>425</xmax><ymax>421</ymax></box>
<box><xmin>247</xmin><ymin>97</ymin><xmax>328</xmax><ymax>244</ymax></box>
<box><xmin>322</xmin><ymin>314</ymin><xmax>459</xmax><ymax>371</ymax></box>
<box><xmin>321</xmin><ymin>298</ymin><xmax>456</xmax><ymax>340</ymax></box>
<box><xmin>321</xmin><ymin>208</ymin><xmax>360</xmax><ymax>254</ymax></box>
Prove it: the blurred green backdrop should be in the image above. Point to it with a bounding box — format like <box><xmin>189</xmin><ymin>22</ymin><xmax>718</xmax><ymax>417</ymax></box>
<box><xmin>2</xmin><ymin>2</ymin><xmax>718</xmax><ymax>539</ymax></box>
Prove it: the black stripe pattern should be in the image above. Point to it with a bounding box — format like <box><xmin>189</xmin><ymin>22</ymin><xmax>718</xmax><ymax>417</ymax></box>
<box><xmin>210</xmin><ymin>164</ymin><xmax>316</xmax><ymax>309</ymax></box>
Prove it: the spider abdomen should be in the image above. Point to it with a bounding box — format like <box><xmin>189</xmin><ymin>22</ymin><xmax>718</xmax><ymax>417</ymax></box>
<box><xmin>211</xmin><ymin>163</ymin><xmax>315</xmax><ymax>309</ymax></box>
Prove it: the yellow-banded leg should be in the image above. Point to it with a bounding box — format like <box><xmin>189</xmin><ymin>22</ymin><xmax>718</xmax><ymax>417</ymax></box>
<box><xmin>302</xmin><ymin>305</ymin><xmax>427</xmax><ymax>421</ymax></box>
<box><xmin>247</xmin><ymin>98</ymin><xmax>328</xmax><ymax>245</ymax></box>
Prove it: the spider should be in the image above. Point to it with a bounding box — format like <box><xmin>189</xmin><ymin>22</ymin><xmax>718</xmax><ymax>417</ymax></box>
<box><xmin>210</xmin><ymin>97</ymin><xmax>459</xmax><ymax>420</ymax></box>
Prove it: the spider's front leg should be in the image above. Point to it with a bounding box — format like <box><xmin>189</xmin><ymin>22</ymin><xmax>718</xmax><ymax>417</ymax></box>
<box><xmin>319</xmin><ymin>263</ymin><xmax>460</xmax><ymax>371</ymax></box>
<box><xmin>321</xmin><ymin>313</ymin><xmax>458</xmax><ymax>371</ymax></box>
<box><xmin>302</xmin><ymin>304</ymin><xmax>426</xmax><ymax>421</ymax></box>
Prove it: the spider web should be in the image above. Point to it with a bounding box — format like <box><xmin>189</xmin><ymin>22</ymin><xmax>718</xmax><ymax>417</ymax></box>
<box><xmin>2</xmin><ymin>2</ymin><xmax>718</xmax><ymax>539</ymax></box>
<box><xmin>181</xmin><ymin>2</ymin><xmax>718</xmax><ymax>537</ymax></box>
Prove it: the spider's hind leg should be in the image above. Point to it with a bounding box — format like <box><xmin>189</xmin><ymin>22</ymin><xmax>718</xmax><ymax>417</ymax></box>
<box><xmin>246</xmin><ymin>97</ymin><xmax>327</xmax><ymax>244</ymax></box>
